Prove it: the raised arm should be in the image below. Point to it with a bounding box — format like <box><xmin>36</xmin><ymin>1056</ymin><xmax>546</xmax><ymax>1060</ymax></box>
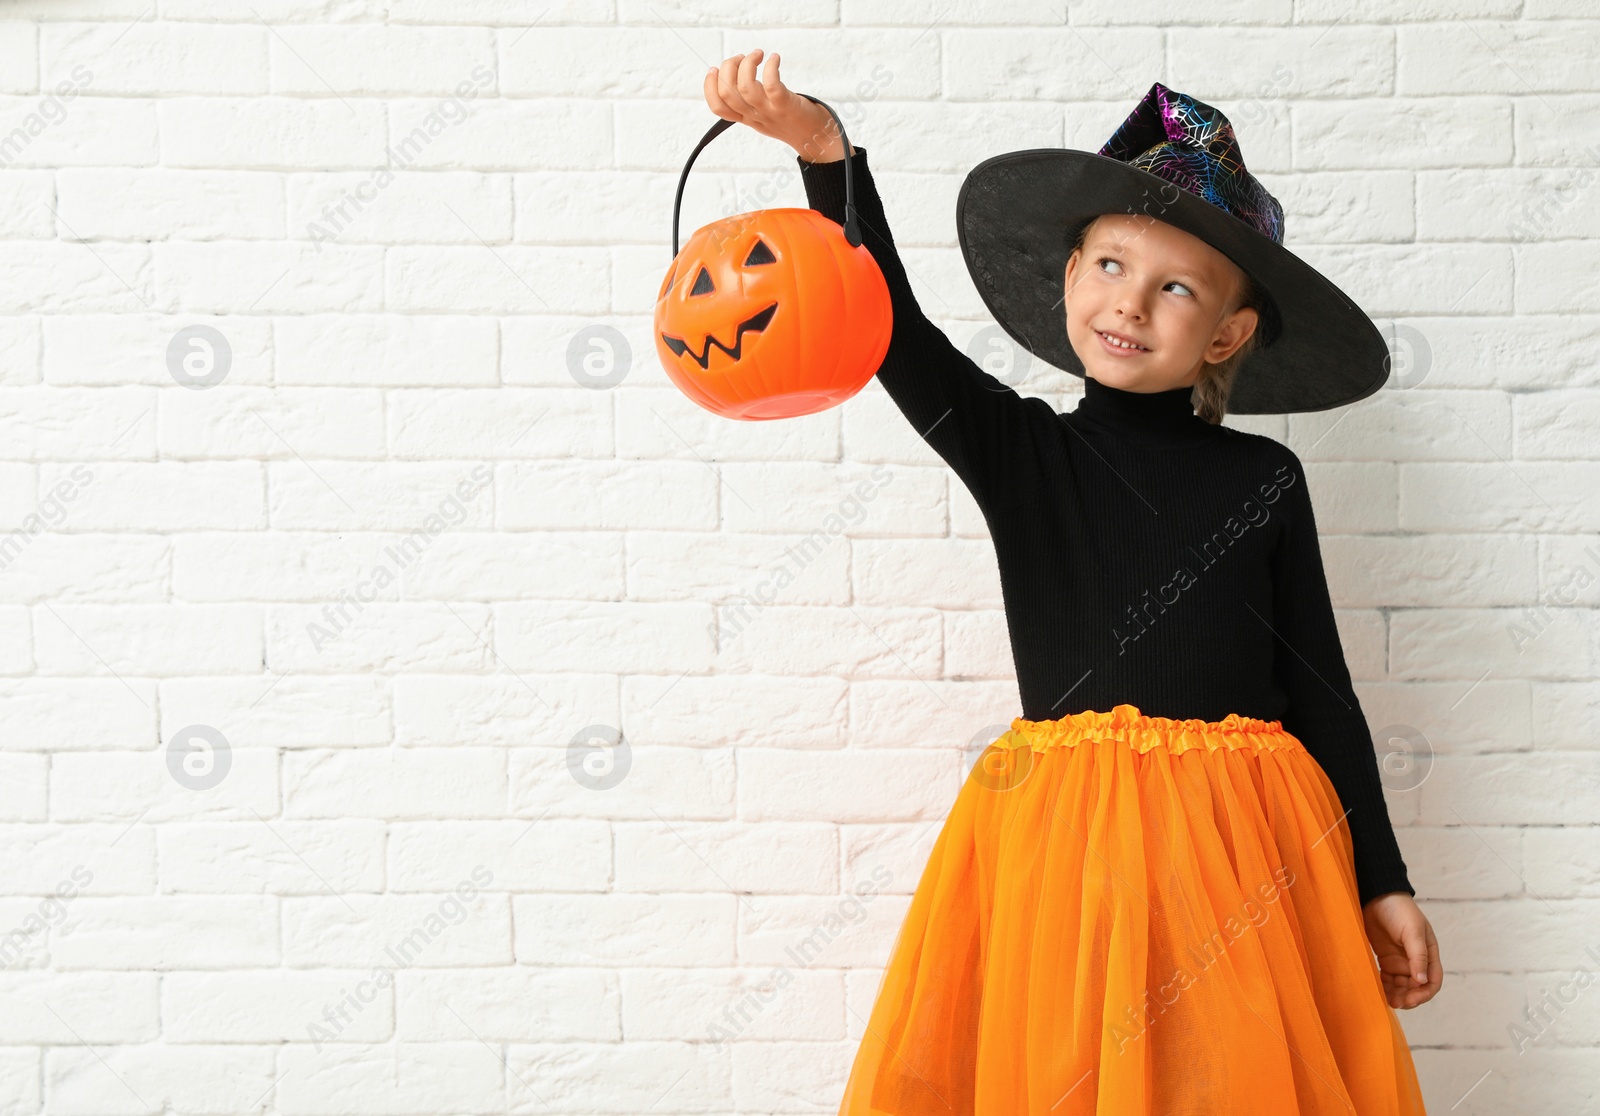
<box><xmin>798</xmin><ymin>146</ymin><xmax>1047</xmax><ymax>510</ymax></box>
<box><xmin>1268</xmin><ymin>447</ymin><xmax>1415</xmax><ymax>908</ymax></box>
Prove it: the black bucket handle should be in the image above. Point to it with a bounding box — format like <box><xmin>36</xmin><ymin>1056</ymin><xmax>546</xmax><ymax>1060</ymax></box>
<box><xmin>670</xmin><ymin>93</ymin><xmax>860</xmax><ymax>258</ymax></box>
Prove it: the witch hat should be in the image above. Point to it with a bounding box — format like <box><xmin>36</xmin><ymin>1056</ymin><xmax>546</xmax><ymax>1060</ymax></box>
<box><xmin>956</xmin><ymin>81</ymin><xmax>1390</xmax><ymax>413</ymax></box>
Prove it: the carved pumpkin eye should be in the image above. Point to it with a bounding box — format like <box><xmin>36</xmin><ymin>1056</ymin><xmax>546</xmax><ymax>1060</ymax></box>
<box><xmin>744</xmin><ymin>239</ymin><xmax>776</xmax><ymax>266</ymax></box>
<box><xmin>689</xmin><ymin>266</ymin><xmax>714</xmax><ymax>296</ymax></box>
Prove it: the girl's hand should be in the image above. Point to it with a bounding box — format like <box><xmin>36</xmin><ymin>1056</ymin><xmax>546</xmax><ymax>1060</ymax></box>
<box><xmin>1362</xmin><ymin>892</ymin><xmax>1442</xmax><ymax>1009</ymax></box>
<box><xmin>703</xmin><ymin>48</ymin><xmax>854</xmax><ymax>164</ymax></box>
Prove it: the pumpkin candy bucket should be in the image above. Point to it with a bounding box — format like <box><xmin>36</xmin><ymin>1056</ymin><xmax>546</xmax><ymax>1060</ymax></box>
<box><xmin>654</xmin><ymin>95</ymin><xmax>893</xmax><ymax>421</ymax></box>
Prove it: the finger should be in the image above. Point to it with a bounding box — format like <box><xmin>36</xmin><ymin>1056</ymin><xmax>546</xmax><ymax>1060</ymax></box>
<box><xmin>737</xmin><ymin>48</ymin><xmax>768</xmax><ymax>113</ymax></box>
<box><xmin>1404</xmin><ymin>922</ymin><xmax>1428</xmax><ymax>985</ymax></box>
<box><xmin>758</xmin><ymin>50</ymin><xmax>790</xmax><ymax>115</ymax></box>
<box><xmin>704</xmin><ymin>66</ymin><xmax>739</xmax><ymax>121</ymax></box>
<box><xmin>715</xmin><ymin>54</ymin><xmax>757</xmax><ymax>117</ymax></box>
<box><xmin>1373</xmin><ymin>944</ymin><xmax>1412</xmax><ymax>978</ymax></box>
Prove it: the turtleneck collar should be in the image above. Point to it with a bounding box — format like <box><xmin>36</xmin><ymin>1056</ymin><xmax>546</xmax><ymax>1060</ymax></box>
<box><xmin>1070</xmin><ymin>374</ymin><xmax>1212</xmax><ymax>446</ymax></box>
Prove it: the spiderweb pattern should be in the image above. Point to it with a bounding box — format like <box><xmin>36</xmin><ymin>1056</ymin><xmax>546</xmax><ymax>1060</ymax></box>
<box><xmin>1097</xmin><ymin>81</ymin><xmax>1286</xmax><ymax>245</ymax></box>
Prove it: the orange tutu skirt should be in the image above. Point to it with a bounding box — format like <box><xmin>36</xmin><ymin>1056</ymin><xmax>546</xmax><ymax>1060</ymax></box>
<box><xmin>838</xmin><ymin>703</ymin><xmax>1427</xmax><ymax>1115</ymax></box>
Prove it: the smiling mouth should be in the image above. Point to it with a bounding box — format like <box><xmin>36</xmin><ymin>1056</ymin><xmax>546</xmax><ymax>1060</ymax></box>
<box><xmin>1096</xmin><ymin>329</ymin><xmax>1151</xmax><ymax>353</ymax></box>
<box><xmin>662</xmin><ymin>303</ymin><xmax>778</xmax><ymax>370</ymax></box>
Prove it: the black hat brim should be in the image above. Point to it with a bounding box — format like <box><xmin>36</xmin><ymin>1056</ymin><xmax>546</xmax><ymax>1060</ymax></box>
<box><xmin>956</xmin><ymin>148</ymin><xmax>1390</xmax><ymax>414</ymax></box>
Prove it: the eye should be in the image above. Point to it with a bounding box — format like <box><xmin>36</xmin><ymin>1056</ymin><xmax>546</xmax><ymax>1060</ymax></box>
<box><xmin>1098</xmin><ymin>256</ymin><xmax>1193</xmax><ymax>297</ymax></box>
<box><xmin>743</xmin><ymin>239</ymin><xmax>777</xmax><ymax>266</ymax></box>
<box><xmin>689</xmin><ymin>266</ymin><xmax>714</xmax><ymax>296</ymax></box>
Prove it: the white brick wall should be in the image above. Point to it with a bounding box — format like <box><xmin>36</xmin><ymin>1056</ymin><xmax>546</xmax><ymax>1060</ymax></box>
<box><xmin>0</xmin><ymin>3</ymin><xmax>1595</xmax><ymax>1111</ymax></box>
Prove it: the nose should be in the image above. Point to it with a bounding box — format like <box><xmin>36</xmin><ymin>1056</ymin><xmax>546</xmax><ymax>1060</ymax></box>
<box><xmin>1114</xmin><ymin>287</ymin><xmax>1149</xmax><ymax>321</ymax></box>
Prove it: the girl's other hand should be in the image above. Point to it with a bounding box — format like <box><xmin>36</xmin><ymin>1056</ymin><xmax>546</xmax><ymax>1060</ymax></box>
<box><xmin>1363</xmin><ymin>892</ymin><xmax>1443</xmax><ymax>1009</ymax></box>
<box><xmin>702</xmin><ymin>48</ymin><xmax>853</xmax><ymax>164</ymax></box>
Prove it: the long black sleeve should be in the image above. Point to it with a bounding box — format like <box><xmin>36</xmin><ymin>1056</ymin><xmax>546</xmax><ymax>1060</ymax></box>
<box><xmin>798</xmin><ymin>147</ymin><xmax>1051</xmax><ymax>513</ymax></box>
<box><xmin>1269</xmin><ymin>449</ymin><xmax>1416</xmax><ymax>905</ymax></box>
<box><xmin>796</xmin><ymin>145</ymin><xmax>1415</xmax><ymax>908</ymax></box>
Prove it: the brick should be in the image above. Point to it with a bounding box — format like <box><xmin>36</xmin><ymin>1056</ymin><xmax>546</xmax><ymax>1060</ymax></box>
<box><xmin>385</xmin><ymin>387</ymin><xmax>611</xmax><ymax>458</ymax></box>
<box><xmin>1518</xmin><ymin>241</ymin><xmax>1600</xmax><ymax>314</ymax></box>
<box><xmin>1172</xmin><ymin>28</ymin><xmax>1394</xmax><ymax>97</ymax></box>
<box><xmin>266</xmin><ymin>602</ymin><xmax>495</xmax><ymax>673</ymax></box>
<box><xmin>512</xmin><ymin>893</ymin><xmax>736</xmax><ymax>966</ymax></box>
<box><xmin>32</xmin><ymin>601</ymin><xmax>264</xmax><ymax>675</ymax></box>
<box><xmin>277</xmin><ymin>1043</ymin><xmax>504</xmax><ymax>1115</ymax></box>
<box><xmin>397</xmin><ymin>966</ymin><xmax>619</xmax><ymax>1041</ymax></box>
<box><xmin>1294</xmin><ymin>97</ymin><xmax>1513</xmax><ymax>169</ymax></box>
<box><xmin>289</xmin><ymin>170</ymin><xmax>511</xmax><ymax>246</ymax></box>
<box><xmin>158</xmin><ymin>821</ymin><xmax>386</xmax><ymax>894</ymax></box>
<box><xmin>45</xmin><ymin>1044</ymin><xmax>277</xmax><ymax>1113</ymax></box>
<box><xmin>616</xmin><ymin>385</ymin><xmax>844</xmax><ymax>463</ymax></box>
<box><xmin>627</xmin><ymin>529</ymin><xmax>847</xmax><ymax>605</ymax></box>
<box><xmin>0</xmin><ymin>679</ymin><xmax>158</xmax><ymax>751</ymax></box>
<box><xmin>0</xmin><ymin>754</ymin><xmax>47</xmax><ymax>820</ymax></box>
<box><xmin>0</xmin><ymin>972</ymin><xmax>158</xmax><ymax>1043</ymax></box>
<box><xmin>0</xmin><ymin>532</ymin><xmax>169</xmax><ymax>603</ymax></box>
<box><xmin>497</xmin><ymin>459</ymin><xmax>719</xmax><ymax>531</ymax></box>
<box><xmin>392</xmin><ymin>671</ymin><xmax>616</xmax><ymax>748</ymax></box>
<box><xmin>283</xmin><ymin>890</ymin><xmax>511</xmax><ymax>966</ymax></box>
<box><xmin>624</xmin><ymin>966</ymin><xmax>842</xmax><ymax>1043</ymax></box>
<box><xmin>155</xmin><ymin>241</ymin><xmax>384</xmax><ymax>314</ymax></box>
<box><xmin>265</xmin><ymin>460</ymin><xmax>494</xmax><ymax>531</ymax></box>
<box><xmin>387</xmin><ymin>820</ymin><xmax>610</xmax><ymax>891</ymax></box>
<box><xmin>159</xmin><ymin>96</ymin><xmax>387</xmax><ymax>169</ymax></box>
<box><xmin>1399</xmin><ymin>22</ymin><xmax>1600</xmax><ymax>94</ymax></box>
<box><xmin>51</xmin><ymin>746</ymin><xmax>279</xmax><ymax>823</ymax></box>
<box><xmin>0</xmin><ymin>93</ymin><xmax>157</xmax><ymax>169</ymax></box>
<box><xmin>0</xmin><ymin>169</ymin><xmax>54</xmax><ymax>238</ymax></box>
<box><xmin>614</xmin><ymin>820</ymin><xmax>837</xmax><ymax>894</ymax></box>
<box><xmin>159</xmin><ymin>385</ymin><xmax>385</xmax><ymax>459</ymax></box>
<box><xmin>37</xmin><ymin>460</ymin><xmax>264</xmax><ymax>530</ymax></box>
<box><xmin>398</xmin><ymin>529</ymin><xmax>625</xmax><ymax>602</ymax></box>
<box><xmin>0</xmin><ymin>824</ymin><xmax>155</xmax><ymax>894</ymax></box>
<box><xmin>740</xmin><ymin>747</ymin><xmax>960</xmax><ymax>822</ymax></box>
<box><xmin>500</xmin><ymin>26</ymin><xmax>719</xmax><ymax>97</ymax></box>
<box><xmin>275</xmin><ymin>314</ymin><xmax>497</xmax><ymax>387</ymax></box>
<box><xmin>53</xmin><ymin>897</ymin><xmax>278</xmax><ymax>968</ymax></box>
<box><xmin>174</xmin><ymin>531</ymin><xmax>405</xmax><ymax>603</ymax></box>
<box><xmin>42</xmin><ymin>313</ymin><xmax>273</xmax><ymax>386</ymax></box>
<box><xmin>164</xmin><ymin>969</ymin><xmax>393</xmax><ymax>1042</ymax></box>
<box><xmin>503</xmin><ymin>1040</ymin><xmax>733</xmax><ymax>1113</ymax></box>
<box><xmin>283</xmin><ymin>747</ymin><xmax>506</xmax><ymax>819</ymax></box>
<box><xmin>852</xmin><ymin>536</ymin><xmax>1004</xmax><ymax>608</ymax></box>
<box><xmin>385</xmin><ymin>244</ymin><xmax>607</xmax><ymax>314</ymax></box>
<box><xmin>508</xmin><ymin>745</ymin><xmax>734</xmax><ymax>822</ymax></box>
<box><xmin>42</xmin><ymin>22</ymin><xmax>269</xmax><ymax>94</ymax></box>
<box><xmin>496</xmin><ymin>600</ymin><xmax>714</xmax><ymax>674</ymax></box>
<box><xmin>58</xmin><ymin>168</ymin><xmax>284</xmax><ymax>240</ymax></box>
<box><xmin>385</xmin><ymin>97</ymin><xmax>611</xmax><ymax>171</ymax></box>
<box><xmin>268</xmin><ymin>24</ymin><xmax>494</xmax><ymax>96</ymax></box>
<box><xmin>0</xmin><ymin>242</ymin><xmax>153</xmax><ymax>312</ymax></box>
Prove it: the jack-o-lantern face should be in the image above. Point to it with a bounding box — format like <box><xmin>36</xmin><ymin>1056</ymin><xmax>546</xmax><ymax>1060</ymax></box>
<box><xmin>653</xmin><ymin>207</ymin><xmax>892</xmax><ymax>421</ymax></box>
<box><xmin>659</xmin><ymin>233</ymin><xmax>781</xmax><ymax>369</ymax></box>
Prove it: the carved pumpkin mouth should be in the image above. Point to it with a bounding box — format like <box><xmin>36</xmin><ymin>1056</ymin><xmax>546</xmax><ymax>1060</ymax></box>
<box><xmin>660</xmin><ymin>303</ymin><xmax>777</xmax><ymax>371</ymax></box>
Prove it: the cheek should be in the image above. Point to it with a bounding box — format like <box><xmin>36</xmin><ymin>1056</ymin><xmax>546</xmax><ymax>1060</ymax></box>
<box><xmin>1152</xmin><ymin>301</ymin><xmax>1207</xmax><ymax>342</ymax></box>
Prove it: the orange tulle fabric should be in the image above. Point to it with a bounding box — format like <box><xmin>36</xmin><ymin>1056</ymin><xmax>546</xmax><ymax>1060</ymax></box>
<box><xmin>838</xmin><ymin>703</ymin><xmax>1427</xmax><ymax>1115</ymax></box>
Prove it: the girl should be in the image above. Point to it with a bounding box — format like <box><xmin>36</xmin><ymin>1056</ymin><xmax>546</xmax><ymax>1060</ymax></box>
<box><xmin>703</xmin><ymin>50</ymin><xmax>1442</xmax><ymax>1114</ymax></box>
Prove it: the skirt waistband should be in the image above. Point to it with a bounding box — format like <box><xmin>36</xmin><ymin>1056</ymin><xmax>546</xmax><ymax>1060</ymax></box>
<box><xmin>995</xmin><ymin>702</ymin><xmax>1303</xmax><ymax>756</ymax></box>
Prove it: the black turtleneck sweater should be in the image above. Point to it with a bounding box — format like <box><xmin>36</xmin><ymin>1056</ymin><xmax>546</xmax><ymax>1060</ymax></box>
<box><xmin>799</xmin><ymin>146</ymin><xmax>1413</xmax><ymax>907</ymax></box>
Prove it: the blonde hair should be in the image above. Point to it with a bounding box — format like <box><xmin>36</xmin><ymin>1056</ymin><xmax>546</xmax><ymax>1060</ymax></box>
<box><xmin>1068</xmin><ymin>216</ymin><xmax>1273</xmax><ymax>425</ymax></box>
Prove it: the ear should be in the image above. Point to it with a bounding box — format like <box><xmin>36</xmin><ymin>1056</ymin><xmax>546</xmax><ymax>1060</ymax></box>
<box><xmin>1062</xmin><ymin>247</ymin><xmax>1083</xmax><ymax>299</ymax></box>
<box><xmin>1205</xmin><ymin>303</ymin><xmax>1259</xmax><ymax>364</ymax></box>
